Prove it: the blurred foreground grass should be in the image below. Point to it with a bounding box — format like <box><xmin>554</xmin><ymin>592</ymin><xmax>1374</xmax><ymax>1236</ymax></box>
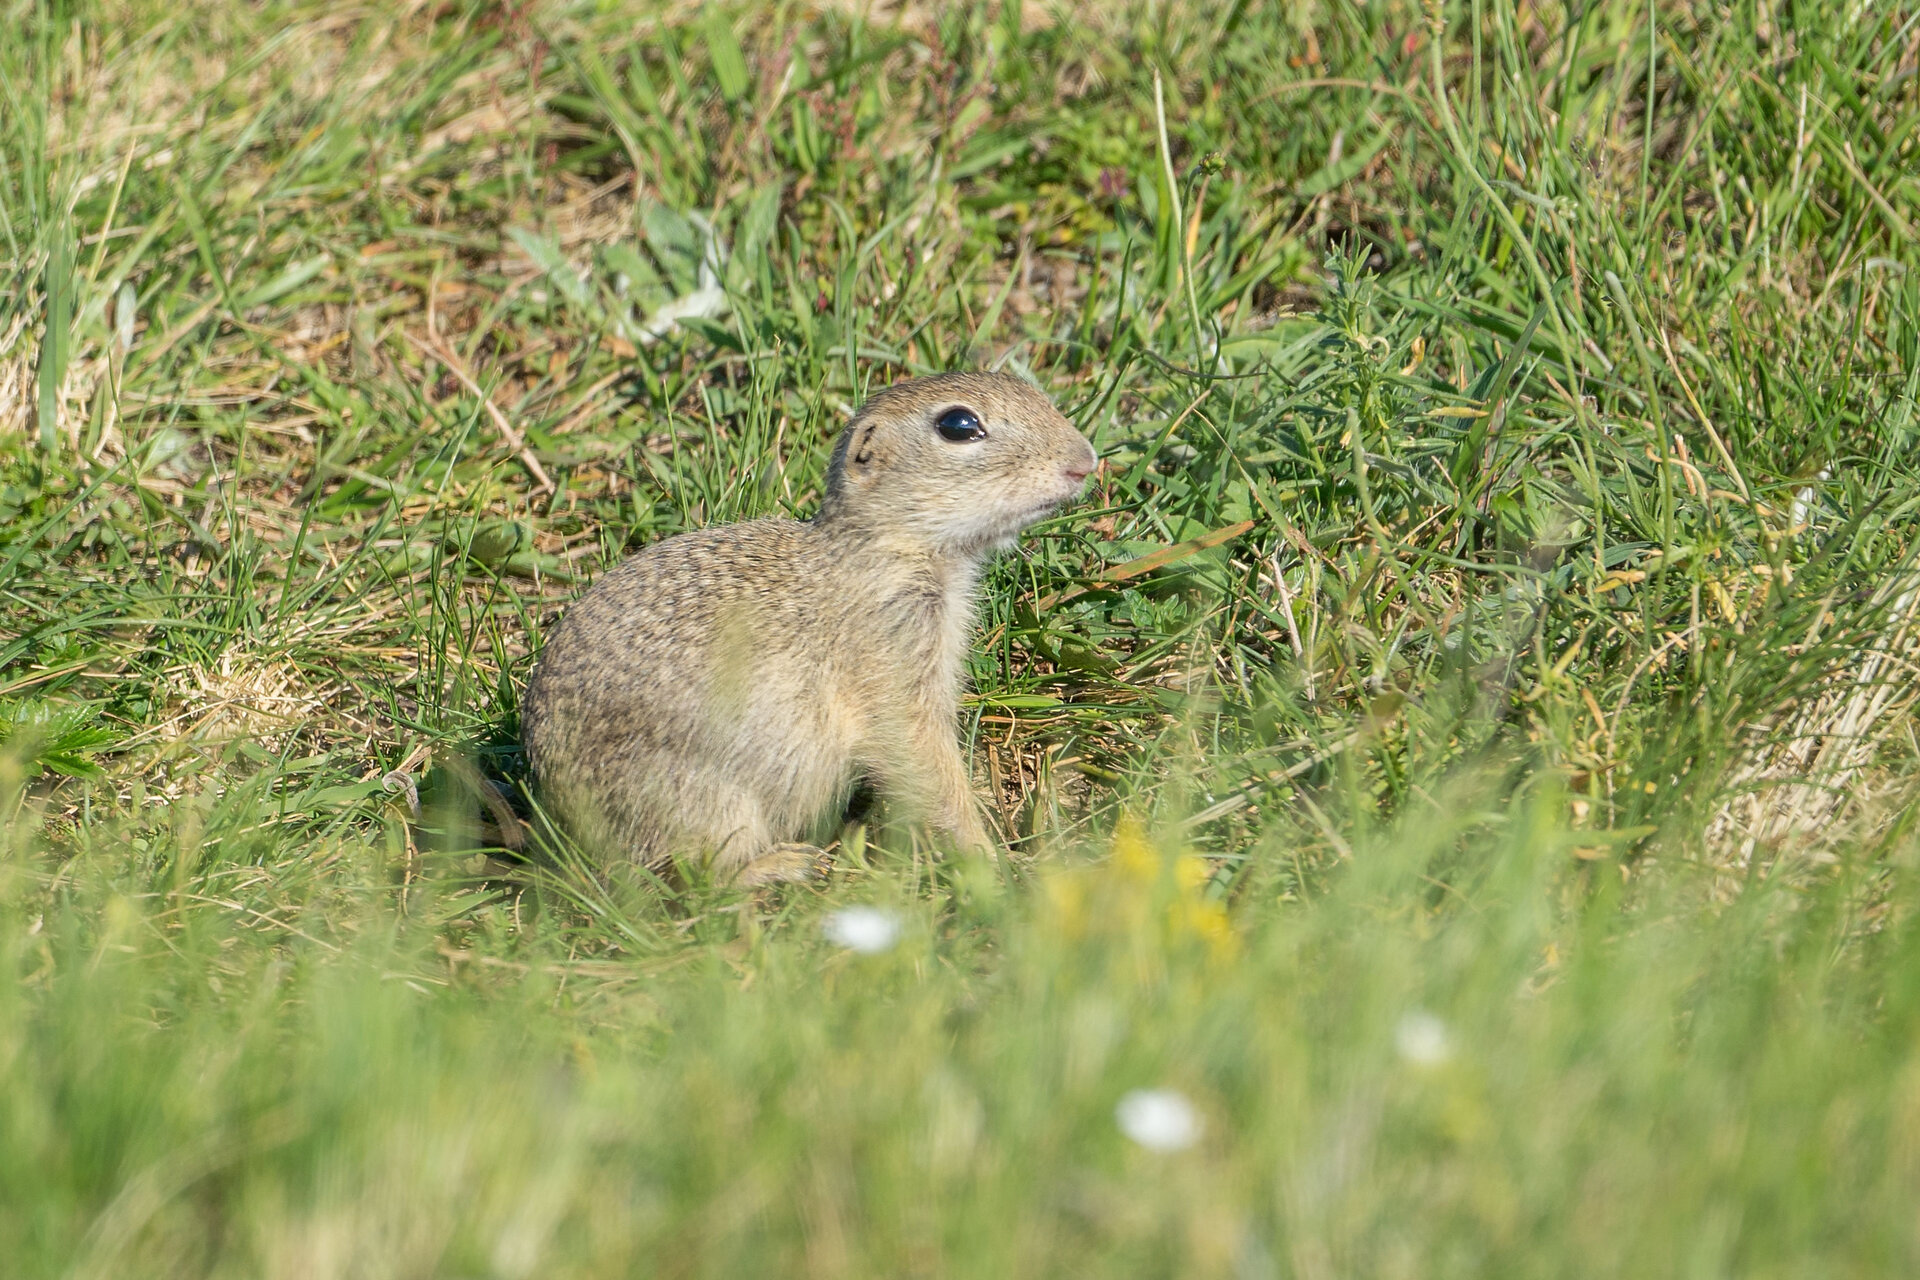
<box><xmin>16</xmin><ymin>783</ymin><xmax>1920</xmax><ymax>1276</ymax></box>
<box><xmin>3</xmin><ymin>0</ymin><xmax>1919</xmax><ymax>1274</ymax></box>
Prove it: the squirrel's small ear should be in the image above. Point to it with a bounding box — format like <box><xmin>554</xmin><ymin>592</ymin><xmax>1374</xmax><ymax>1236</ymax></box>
<box><xmin>847</xmin><ymin>423</ymin><xmax>880</xmax><ymax>477</ymax></box>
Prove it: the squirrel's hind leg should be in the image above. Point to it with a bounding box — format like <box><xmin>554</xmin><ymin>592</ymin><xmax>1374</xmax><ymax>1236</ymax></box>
<box><xmin>731</xmin><ymin>842</ymin><xmax>831</xmax><ymax>886</ymax></box>
<box><xmin>693</xmin><ymin>785</ymin><xmax>832</xmax><ymax>886</ymax></box>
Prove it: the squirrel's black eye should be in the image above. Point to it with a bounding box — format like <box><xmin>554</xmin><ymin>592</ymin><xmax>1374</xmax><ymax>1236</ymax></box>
<box><xmin>935</xmin><ymin>406</ymin><xmax>987</xmax><ymax>443</ymax></box>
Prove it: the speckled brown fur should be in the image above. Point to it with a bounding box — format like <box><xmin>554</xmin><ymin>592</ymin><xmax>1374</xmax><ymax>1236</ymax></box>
<box><xmin>522</xmin><ymin>372</ymin><xmax>1097</xmax><ymax>883</ymax></box>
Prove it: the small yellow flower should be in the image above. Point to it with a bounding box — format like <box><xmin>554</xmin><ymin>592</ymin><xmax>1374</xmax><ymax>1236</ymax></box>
<box><xmin>1173</xmin><ymin>854</ymin><xmax>1211</xmax><ymax>894</ymax></box>
<box><xmin>1171</xmin><ymin>896</ymin><xmax>1239</xmax><ymax>960</ymax></box>
<box><xmin>1044</xmin><ymin>869</ymin><xmax>1088</xmax><ymax>938</ymax></box>
<box><xmin>1112</xmin><ymin>814</ymin><xmax>1159</xmax><ymax>881</ymax></box>
<box><xmin>1042</xmin><ymin>816</ymin><xmax>1240</xmax><ymax>963</ymax></box>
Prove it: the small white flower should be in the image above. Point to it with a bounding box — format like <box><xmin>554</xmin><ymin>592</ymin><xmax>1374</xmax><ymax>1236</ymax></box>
<box><xmin>115</xmin><ymin>281</ymin><xmax>137</xmax><ymax>352</ymax></box>
<box><xmin>1395</xmin><ymin>1011</ymin><xmax>1452</xmax><ymax>1065</ymax></box>
<box><xmin>1115</xmin><ymin>1088</ymin><xmax>1203</xmax><ymax>1152</ymax></box>
<box><xmin>821</xmin><ymin>906</ymin><xmax>900</xmax><ymax>954</ymax></box>
<box><xmin>1790</xmin><ymin>468</ymin><xmax>1830</xmax><ymax>529</ymax></box>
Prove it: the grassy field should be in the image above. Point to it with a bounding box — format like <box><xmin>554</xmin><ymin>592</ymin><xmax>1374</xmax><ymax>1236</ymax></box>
<box><xmin>3</xmin><ymin>0</ymin><xmax>1919</xmax><ymax>1273</ymax></box>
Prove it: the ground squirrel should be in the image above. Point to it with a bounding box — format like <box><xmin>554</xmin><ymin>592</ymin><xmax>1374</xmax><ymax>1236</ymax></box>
<box><xmin>522</xmin><ymin>371</ymin><xmax>1098</xmax><ymax>885</ymax></box>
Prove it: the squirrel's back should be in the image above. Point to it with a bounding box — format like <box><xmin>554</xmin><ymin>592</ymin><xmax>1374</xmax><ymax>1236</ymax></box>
<box><xmin>525</xmin><ymin>516</ymin><xmax>820</xmax><ymax>770</ymax></box>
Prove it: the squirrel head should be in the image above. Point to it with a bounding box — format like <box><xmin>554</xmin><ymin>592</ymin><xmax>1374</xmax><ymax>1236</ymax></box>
<box><xmin>820</xmin><ymin>372</ymin><xmax>1098</xmax><ymax>558</ymax></box>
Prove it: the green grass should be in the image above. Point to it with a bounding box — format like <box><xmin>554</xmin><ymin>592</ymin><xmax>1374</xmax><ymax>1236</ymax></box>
<box><xmin>2</xmin><ymin>0</ymin><xmax>1919</xmax><ymax>1273</ymax></box>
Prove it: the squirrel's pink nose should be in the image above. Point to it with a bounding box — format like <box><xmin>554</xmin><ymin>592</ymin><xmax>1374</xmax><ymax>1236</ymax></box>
<box><xmin>1063</xmin><ymin>442</ymin><xmax>1099</xmax><ymax>484</ymax></box>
